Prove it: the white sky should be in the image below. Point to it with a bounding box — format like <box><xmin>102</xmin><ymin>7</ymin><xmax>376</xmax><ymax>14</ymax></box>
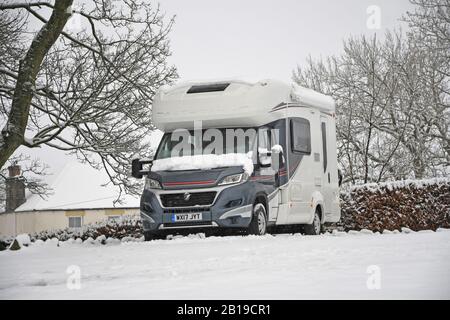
<box><xmin>11</xmin><ymin>0</ymin><xmax>413</xmax><ymax>180</ymax></box>
<box><xmin>162</xmin><ymin>0</ymin><xmax>412</xmax><ymax>82</ymax></box>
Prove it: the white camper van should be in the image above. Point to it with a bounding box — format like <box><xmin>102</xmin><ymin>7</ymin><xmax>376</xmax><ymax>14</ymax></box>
<box><xmin>132</xmin><ymin>79</ymin><xmax>341</xmax><ymax>240</ymax></box>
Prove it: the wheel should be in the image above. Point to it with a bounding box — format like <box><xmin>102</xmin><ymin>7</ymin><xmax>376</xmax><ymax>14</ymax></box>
<box><xmin>304</xmin><ymin>209</ymin><xmax>322</xmax><ymax>235</ymax></box>
<box><xmin>144</xmin><ymin>231</ymin><xmax>165</xmax><ymax>241</ymax></box>
<box><xmin>248</xmin><ymin>203</ymin><xmax>268</xmax><ymax>235</ymax></box>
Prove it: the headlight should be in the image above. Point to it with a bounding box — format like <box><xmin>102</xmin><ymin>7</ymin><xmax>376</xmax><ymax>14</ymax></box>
<box><xmin>218</xmin><ymin>173</ymin><xmax>248</xmax><ymax>186</ymax></box>
<box><xmin>145</xmin><ymin>178</ymin><xmax>162</xmax><ymax>190</ymax></box>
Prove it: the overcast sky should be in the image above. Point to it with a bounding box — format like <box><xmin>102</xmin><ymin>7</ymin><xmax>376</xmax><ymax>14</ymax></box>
<box><xmin>13</xmin><ymin>0</ymin><xmax>413</xmax><ymax>181</ymax></box>
<box><xmin>163</xmin><ymin>0</ymin><xmax>412</xmax><ymax>82</ymax></box>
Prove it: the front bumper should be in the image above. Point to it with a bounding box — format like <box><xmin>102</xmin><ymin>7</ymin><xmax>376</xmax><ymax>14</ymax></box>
<box><xmin>140</xmin><ymin>182</ymin><xmax>254</xmax><ymax>232</ymax></box>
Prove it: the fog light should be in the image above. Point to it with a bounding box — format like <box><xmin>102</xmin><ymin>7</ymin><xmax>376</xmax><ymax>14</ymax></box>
<box><xmin>142</xmin><ymin>202</ymin><xmax>153</xmax><ymax>212</ymax></box>
<box><xmin>226</xmin><ymin>199</ymin><xmax>243</xmax><ymax>208</ymax></box>
<box><xmin>141</xmin><ymin>211</ymin><xmax>155</xmax><ymax>223</ymax></box>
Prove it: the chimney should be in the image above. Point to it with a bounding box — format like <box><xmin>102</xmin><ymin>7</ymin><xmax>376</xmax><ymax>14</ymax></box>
<box><xmin>5</xmin><ymin>165</ymin><xmax>26</xmax><ymax>212</ymax></box>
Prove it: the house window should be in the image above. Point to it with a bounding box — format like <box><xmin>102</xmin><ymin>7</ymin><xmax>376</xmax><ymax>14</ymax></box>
<box><xmin>290</xmin><ymin>118</ymin><xmax>311</xmax><ymax>154</ymax></box>
<box><xmin>107</xmin><ymin>215</ymin><xmax>122</xmax><ymax>223</ymax></box>
<box><xmin>68</xmin><ymin>216</ymin><xmax>82</xmax><ymax>229</ymax></box>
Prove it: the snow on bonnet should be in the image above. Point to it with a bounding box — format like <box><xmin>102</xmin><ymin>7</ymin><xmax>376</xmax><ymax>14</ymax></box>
<box><xmin>151</xmin><ymin>153</ymin><xmax>254</xmax><ymax>175</ymax></box>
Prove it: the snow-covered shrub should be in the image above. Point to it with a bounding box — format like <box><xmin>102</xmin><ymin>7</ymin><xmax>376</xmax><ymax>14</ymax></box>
<box><xmin>337</xmin><ymin>178</ymin><xmax>450</xmax><ymax>232</ymax></box>
<box><xmin>9</xmin><ymin>239</ymin><xmax>21</xmax><ymax>251</ymax></box>
<box><xmin>31</xmin><ymin>215</ymin><xmax>143</xmax><ymax>242</ymax></box>
<box><xmin>16</xmin><ymin>234</ymin><xmax>31</xmax><ymax>247</ymax></box>
<box><xmin>0</xmin><ymin>235</ymin><xmax>14</xmax><ymax>249</ymax></box>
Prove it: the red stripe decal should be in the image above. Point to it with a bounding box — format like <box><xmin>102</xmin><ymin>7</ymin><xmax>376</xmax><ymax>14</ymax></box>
<box><xmin>250</xmin><ymin>175</ymin><xmax>274</xmax><ymax>181</ymax></box>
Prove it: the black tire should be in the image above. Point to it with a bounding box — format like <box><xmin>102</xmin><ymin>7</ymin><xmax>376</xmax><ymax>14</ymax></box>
<box><xmin>304</xmin><ymin>209</ymin><xmax>322</xmax><ymax>235</ymax></box>
<box><xmin>144</xmin><ymin>231</ymin><xmax>165</xmax><ymax>241</ymax></box>
<box><xmin>248</xmin><ymin>202</ymin><xmax>268</xmax><ymax>235</ymax></box>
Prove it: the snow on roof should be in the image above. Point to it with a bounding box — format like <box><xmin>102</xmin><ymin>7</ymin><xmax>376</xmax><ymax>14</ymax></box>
<box><xmin>291</xmin><ymin>83</ymin><xmax>335</xmax><ymax>111</ymax></box>
<box><xmin>157</xmin><ymin>76</ymin><xmax>265</xmax><ymax>93</ymax></box>
<box><xmin>15</xmin><ymin>161</ymin><xmax>140</xmax><ymax>212</ymax></box>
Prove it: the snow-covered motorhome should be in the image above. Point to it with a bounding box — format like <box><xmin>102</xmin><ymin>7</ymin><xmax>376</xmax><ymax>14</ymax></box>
<box><xmin>132</xmin><ymin>79</ymin><xmax>341</xmax><ymax>240</ymax></box>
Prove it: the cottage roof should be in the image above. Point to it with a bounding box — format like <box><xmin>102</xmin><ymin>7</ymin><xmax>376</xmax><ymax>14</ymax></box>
<box><xmin>15</xmin><ymin>161</ymin><xmax>140</xmax><ymax>212</ymax></box>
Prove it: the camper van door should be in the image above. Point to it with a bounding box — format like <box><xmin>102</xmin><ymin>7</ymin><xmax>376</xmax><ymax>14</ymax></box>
<box><xmin>320</xmin><ymin>115</ymin><xmax>333</xmax><ymax>216</ymax></box>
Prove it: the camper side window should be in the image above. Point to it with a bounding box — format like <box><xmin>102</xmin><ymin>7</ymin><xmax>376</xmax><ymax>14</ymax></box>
<box><xmin>290</xmin><ymin>118</ymin><xmax>311</xmax><ymax>154</ymax></box>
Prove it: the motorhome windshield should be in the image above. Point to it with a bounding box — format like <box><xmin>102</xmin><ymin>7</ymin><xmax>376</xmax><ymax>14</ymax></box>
<box><xmin>155</xmin><ymin>128</ymin><xmax>257</xmax><ymax>160</ymax></box>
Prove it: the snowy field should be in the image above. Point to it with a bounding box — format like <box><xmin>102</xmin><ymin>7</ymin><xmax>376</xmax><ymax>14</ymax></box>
<box><xmin>0</xmin><ymin>229</ymin><xmax>449</xmax><ymax>300</ymax></box>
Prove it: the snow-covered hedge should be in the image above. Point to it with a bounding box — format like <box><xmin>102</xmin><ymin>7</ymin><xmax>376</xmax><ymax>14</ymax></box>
<box><xmin>337</xmin><ymin>178</ymin><xmax>450</xmax><ymax>232</ymax></box>
<box><xmin>31</xmin><ymin>215</ymin><xmax>143</xmax><ymax>242</ymax></box>
<box><xmin>1</xmin><ymin>178</ymin><xmax>447</xmax><ymax>249</ymax></box>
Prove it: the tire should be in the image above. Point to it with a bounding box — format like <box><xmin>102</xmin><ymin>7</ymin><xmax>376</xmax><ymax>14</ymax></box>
<box><xmin>248</xmin><ymin>203</ymin><xmax>268</xmax><ymax>235</ymax></box>
<box><xmin>304</xmin><ymin>209</ymin><xmax>322</xmax><ymax>235</ymax></box>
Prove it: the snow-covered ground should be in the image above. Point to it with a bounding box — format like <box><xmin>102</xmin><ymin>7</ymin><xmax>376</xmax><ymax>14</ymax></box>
<box><xmin>0</xmin><ymin>230</ymin><xmax>449</xmax><ymax>299</ymax></box>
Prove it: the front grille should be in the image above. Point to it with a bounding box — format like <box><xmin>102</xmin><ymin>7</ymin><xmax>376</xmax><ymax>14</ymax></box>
<box><xmin>160</xmin><ymin>192</ymin><xmax>217</xmax><ymax>207</ymax></box>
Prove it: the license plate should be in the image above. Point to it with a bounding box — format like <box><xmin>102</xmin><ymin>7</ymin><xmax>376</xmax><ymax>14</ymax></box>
<box><xmin>171</xmin><ymin>213</ymin><xmax>202</xmax><ymax>222</ymax></box>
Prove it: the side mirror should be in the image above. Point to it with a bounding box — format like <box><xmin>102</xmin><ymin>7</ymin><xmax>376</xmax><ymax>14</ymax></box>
<box><xmin>338</xmin><ymin>169</ymin><xmax>343</xmax><ymax>187</ymax></box>
<box><xmin>131</xmin><ymin>159</ymin><xmax>143</xmax><ymax>179</ymax></box>
<box><xmin>131</xmin><ymin>158</ymin><xmax>153</xmax><ymax>179</ymax></box>
<box><xmin>258</xmin><ymin>147</ymin><xmax>272</xmax><ymax>168</ymax></box>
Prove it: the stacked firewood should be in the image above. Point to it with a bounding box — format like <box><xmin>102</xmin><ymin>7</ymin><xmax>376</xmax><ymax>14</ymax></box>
<box><xmin>337</xmin><ymin>179</ymin><xmax>450</xmax><ymax>232</ymax></box>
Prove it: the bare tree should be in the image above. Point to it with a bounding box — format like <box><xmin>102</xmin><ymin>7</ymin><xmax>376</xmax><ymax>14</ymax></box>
<box><xmin>404</xmin><ymin>0</ymin><xmax>450</xmax><ymax>66</ymax></box>
<box><xmin>0</xmin><ymin>0</ymin><xmax>177</xmax><ymax>201</ymax></box>
<box><xmin>403</xmin><ymin>0</ymin><xmax>450</xmax><ymax>173</ymax></box>
<box><xmin>293</xmin><ymin>0</ymin><xmax>450</xmax><ymax>184</ymax></box>
<box><xmin>294</xmin><ymin>27</ymin><xmax>449</xmax><ymax>183</ymax></box>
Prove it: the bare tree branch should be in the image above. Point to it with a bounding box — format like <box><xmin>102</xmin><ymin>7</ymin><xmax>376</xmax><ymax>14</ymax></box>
<box><xmin>0</xmin><ymin>1</ymin><xmax>178</xmax><ymax>200</ymax></box>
